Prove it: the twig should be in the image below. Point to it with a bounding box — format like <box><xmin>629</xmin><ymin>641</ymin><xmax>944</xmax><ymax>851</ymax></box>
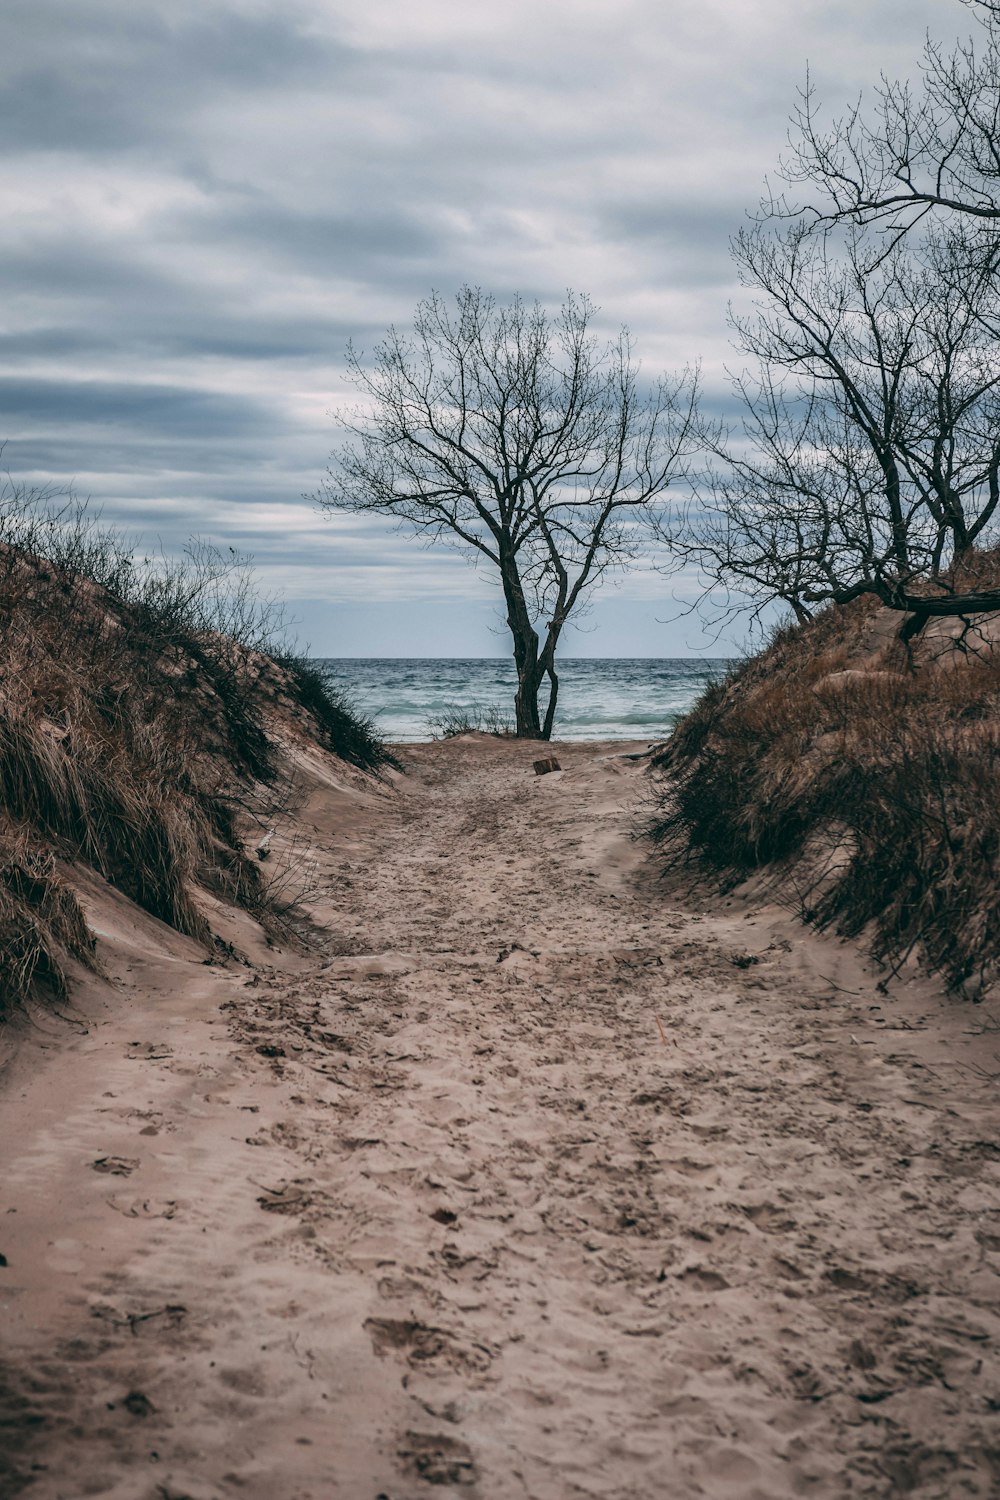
<box><xmin>817</xmin><ymin>974</ymin><xmax>864</xmax><ymax>996</ymax></box>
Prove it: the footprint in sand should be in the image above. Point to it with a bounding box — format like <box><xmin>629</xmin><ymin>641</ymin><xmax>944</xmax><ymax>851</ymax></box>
<box><xmin>397</xmin><ymin>1430</ymin><xmax>478</xmax><ymax>1487</ymax></box>
<box><xmin>737</xmin><ymin>1201</ymin><xmax>798</xmax><ymax>1234</ymax></box>
<box><xmin>364</xmin><ymin>1316</ymin><xmax>494</xmax><ymax>1375</ymax></box>
<box><xmin>677</xmin><ymin>1265</ymin><xmax>731</xmax><ymax>1291</ymax></box>
<box><xmin>106</xmin><ymin>1197</ymin><xmax>178</xmax><ymax>1220</ymax></box>
<box><xmin>92</xmin><ymin>1156</ymin><xmax>139</xmax><ymax>1176</ymax></box>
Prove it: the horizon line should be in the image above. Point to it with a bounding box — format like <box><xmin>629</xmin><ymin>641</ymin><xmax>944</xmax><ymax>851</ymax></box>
<box><xmin>309</xmin><ymin>653</ymin><xmax>735</xmax><ymax>661</ymax></box>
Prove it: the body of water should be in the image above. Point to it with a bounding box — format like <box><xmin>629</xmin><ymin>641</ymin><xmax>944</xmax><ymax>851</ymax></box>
<box><xmin>317</xmin><ymin>658</ymin><xmax>731</xmax><ymax>742</ymax></box>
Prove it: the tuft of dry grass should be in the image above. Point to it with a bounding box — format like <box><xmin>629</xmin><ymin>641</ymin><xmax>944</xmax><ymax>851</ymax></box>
<box><xmin>0</xmin><ymin>833</ymin><xmax>95</xmax><ymax>1017</ymax></box>
<box><xmin>651</xmin><ymin>588</ymin><xmax>1000</xmax><ymax>993</ymax></box>
<box><xmin>427</xmin><ymin>703</ymin><xmax>515</xmax><ymax>739</ymax></box>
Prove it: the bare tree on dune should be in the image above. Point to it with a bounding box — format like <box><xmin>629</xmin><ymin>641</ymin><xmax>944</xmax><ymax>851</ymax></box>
<box><xmin>318</xmin><ymin>288</ymin><xmax>698</xmax><ymax>739</ymax></box>
<box><xmin>675</xmin><ymin>0</ymin><xmax>1000</xmax><ymax>633</ymax></box>
<box><xmin>773</xmin><ymin>1</ymin><xmax>1000</xmax><ymax>242</ymax></box>
<box><xmin>676</xmin><ymin>220</ymin><xmax>1000</xmax><ymax>629</ymax></box>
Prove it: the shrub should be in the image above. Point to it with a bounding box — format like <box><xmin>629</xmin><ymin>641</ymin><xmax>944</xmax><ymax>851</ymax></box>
<box><xmin>427</xmin><ymin>703</ymin><xmax>514</xmax><ymax>738</ymax></box>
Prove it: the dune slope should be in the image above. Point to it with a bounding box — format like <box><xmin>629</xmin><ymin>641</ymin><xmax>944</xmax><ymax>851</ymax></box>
<box><xmin>652</xmin><ymin>589</ymin><xmax>1000</xmax><ymax>994</ymax></box>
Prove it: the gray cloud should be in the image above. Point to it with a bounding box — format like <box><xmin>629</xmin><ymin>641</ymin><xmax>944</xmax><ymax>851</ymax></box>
<box><xmin>0</xmin><ymin>0</ymin><xmax>960</xmax><ymax>653</ymax></box>
<box><xmin>0</xmin><ymin>3</ymin><xmax>339</xmax><ymax>152</ymax></box>
<box><xmin>0</xmin><ymin>376</ymin><xmax>273</xmax><ymax>435</ymax></box>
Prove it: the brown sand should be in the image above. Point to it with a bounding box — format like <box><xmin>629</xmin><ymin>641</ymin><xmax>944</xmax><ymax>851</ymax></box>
<box><xmin>2</xmin><ymin>735</ymin><xmax>999</xmax><ymax>1498</ymax></box>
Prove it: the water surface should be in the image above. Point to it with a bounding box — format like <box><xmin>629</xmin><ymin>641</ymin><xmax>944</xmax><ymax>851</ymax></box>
<box><xmin>317</xmin><ymin>657</ymin><xmax>731</xmax><ymax>742</ymax></box>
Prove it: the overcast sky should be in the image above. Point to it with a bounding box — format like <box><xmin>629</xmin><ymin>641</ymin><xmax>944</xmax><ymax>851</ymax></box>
<box><xmin>0</xmin><ymin>0</ymin><xmax>961</xmax><ymax>656</ymax></box>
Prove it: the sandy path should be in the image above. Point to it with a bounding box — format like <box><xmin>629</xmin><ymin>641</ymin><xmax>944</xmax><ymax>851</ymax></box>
<box><xmin>2</xmin><ymin>737</ymin><xmax>1000</xmax><ymax>1498</ymax></box>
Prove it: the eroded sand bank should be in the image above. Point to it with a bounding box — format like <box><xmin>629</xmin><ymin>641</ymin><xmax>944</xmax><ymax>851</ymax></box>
<box><xmin>2</xmin><ymin>736</ymin><xmax>999</xmax><ymax>1498</ymax></box>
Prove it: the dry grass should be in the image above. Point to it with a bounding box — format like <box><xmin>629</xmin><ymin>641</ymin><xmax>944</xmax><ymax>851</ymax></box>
<box><xmin>0</xmin><ymin>832</ymin><xmax>95</xmax><ymax>1015</ymax></box>
<box><xmin>427</xmin><ymin>703</ymin><xmax>515</xmax><ymax>738</ymax></box>
<box><xmin>651</xmin><ymin>588</ymin><xmax>1000</xmax><ymax>993</ymax></box>
<box><xmin>0</xmin><ymin>485</ymin><xmax>388</xmax><ymax>1015</ymax></box>
<box><xmin>273</xmin><ymin>654</ymin><xmax>395</xmax><ymax>771</ymax></box>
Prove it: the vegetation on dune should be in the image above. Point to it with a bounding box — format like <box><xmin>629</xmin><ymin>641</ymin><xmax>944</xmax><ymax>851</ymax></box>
<box><xmin>272</xmin><ymin>653</ymin><xmax>393</xmax><ymax>771</ymax></box>
<box><xmin>0</xmin><ymin>835</ymin><xmax>95</xmax><ymax>1014</ymax></box>
<box><xmin>427</xmin><ymin>703</ymin><xmax>514</xmax><ymax>739</ymax></box>
<box><xmin>650</xmin><ymin>572</ymin><xmax>1000</xmax><ymax>994</ymax></box>
<box><xmin>0</xmin><ymin>483</ymin><xmax>388</xmax><ymax>1016</ymax></box>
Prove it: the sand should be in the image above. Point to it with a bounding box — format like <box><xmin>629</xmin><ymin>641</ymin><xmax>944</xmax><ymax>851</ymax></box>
<box><xmin>1</xmin><ymin>734</ymin><xmax>999</xmax><ymax>1498</ymax></box>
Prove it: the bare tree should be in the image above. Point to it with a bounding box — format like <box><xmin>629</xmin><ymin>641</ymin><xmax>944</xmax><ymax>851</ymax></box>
<box><xmin>679</xmin><ymin>219</ymin><xmax>1000</xmax><ymax>628</ymax></box>
<box><xmin>677</xmin><ymin>0</ymin><xmax>1000</xmax><ymax>634</ymax></box>
<box><xmin>318</xmin><ymin>288</ymin><xmax>698</xmax><ymax>739</ymax></box>
<box><xmin>774</xmin><ymin>2</ymin><xmax>1000</xmax><ymax>239</ymax></box>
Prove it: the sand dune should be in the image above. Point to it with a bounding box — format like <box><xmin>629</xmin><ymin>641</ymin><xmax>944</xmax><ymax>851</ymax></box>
<box><xmin>2</xmin><ymin>736</ymin><xmax>999</xmax><ymax>1498</ymax></box>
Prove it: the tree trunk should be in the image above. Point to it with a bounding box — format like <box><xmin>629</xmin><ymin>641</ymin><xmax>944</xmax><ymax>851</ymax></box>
<box><xmin>541</xmin><ymin>664</ymin><xmax>559</xmax><ymax>741</ymax></box>
<box><xmin>514</xmin><ymin>656</ymin><xmax>545</xmax><ymax>738</ymax></box>
<box><xmin>539</xmin><ymin>624</ymin><xmax>562</xmax><ymax>741</ymax></box>
<box><xmin>897</xmin><ymin>587</ymin><xmax>1000</xmax><ymax>616</ymax></box>
<box><xmin>500</xmin><ymin>550</ymin><xmax>546</xmax><ymax>739</ymax></box>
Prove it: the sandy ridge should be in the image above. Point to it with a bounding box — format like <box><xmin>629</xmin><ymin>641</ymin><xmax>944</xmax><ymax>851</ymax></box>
<box><xmin>2</xmin><ymin>736</ymin><xmax>999</xmax><ymax>1498</ymax></box>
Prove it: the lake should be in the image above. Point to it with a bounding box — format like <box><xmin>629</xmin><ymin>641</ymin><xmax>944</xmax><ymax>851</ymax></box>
<box><xmin>317</xmin><ymin>657</ymin><xmax>731</xmax><ymax>742</ymax></box>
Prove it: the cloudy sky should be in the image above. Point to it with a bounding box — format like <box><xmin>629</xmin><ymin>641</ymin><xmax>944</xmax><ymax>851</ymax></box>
<box><xmin>0</xmin><ymin>0</ymin><xmax>960</xmax><ymax>656</ymax></box>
